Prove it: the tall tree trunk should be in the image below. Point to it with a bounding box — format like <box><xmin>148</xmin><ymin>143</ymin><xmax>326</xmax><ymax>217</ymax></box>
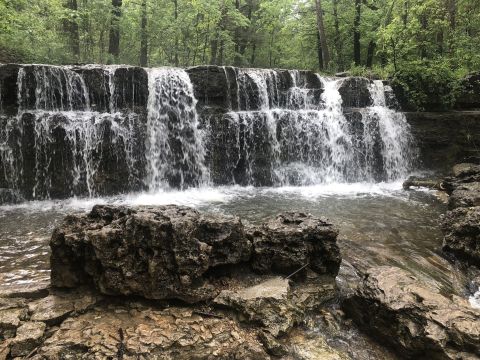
<box><xmin>316</xmin><ymin>32</ymin><xmax>324</xmax><ymax>70</ymax></box>
<box><xmin>332</xmin><ymin>0</ymin><xmax>343</xmax><ymax>70</ymax></box>
<box><xmin>353</xmin><ymin>0</ymin><xmax>362</xmax><ymax>66</ymax></box>
<box><xmin>366</xmin><ymin>40</ymin><xmax>375</xmax><ymax>68</ymax></box>
<box><xmin>139</xmin><ymin>0</ymin><xmax>148</xmax><ymax>67</ymax></box>
<box><xmin>446</xmin><ymin>0</ymin><xmax>456</xmax><ymax>30</ymax></box>
<box><xmin>315</xmin><ymin>0</ymin><xmax>330</xmax><ymax>70</ymax></box>
<box><xmin>250</xmin><ymin>41</ymin><xmax>256</xmax><ymax>66</ymax></box>
<box><xmin>403</xmin><ymin>0</ymin><xmax>409</xmax><ymax>27</ymax></box>
<box><xmin>108</xmin><ymin>0</ymin><xmax>122</xmax><ymax>60</ymax></box>
<box><xmin>65</xmin><ymin>0</ymin><xmax>81</xmax><ymax>61</ymax></box>
<box><xmin>173</xmin><ymin>0</ymin><xmax>179</xmax><ymax>66</ymax></box>
<box><xmin>234</xmin><ymin>0</ymin><xmax>242</xmax><ymax>65</ymax></box>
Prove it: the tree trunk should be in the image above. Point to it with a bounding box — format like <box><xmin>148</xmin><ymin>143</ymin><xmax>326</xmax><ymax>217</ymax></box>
<box><xmin>64</xmin><ymin>0</ymin><xmax>81</xmax><ymax>61</ymax></box>
<box><xmin>108</xmin><ymin>0</ymin><xmax>122</xmax><ymax>60</ymax></box>
<box><xmin>446</xmin><ymin>0</ymin><xmax>456</xmax><ymax>30</ymax></box>
<box><xmin>366</xmin><ymin>40</ymin><xmax>375</xmax><ymax>68</ymax></box>
<box><xmin>316</xmin><ymin>32</ymin><xmax>324</xmax><ymax>70</ymax></box>
<box><xmin>353</xmin><ymin>0</ymin><xmax>362</xmax><ymax>66</ymax></box>
<box><xmin>139</xmin><ymin>0</ymin><xmax>148</xmax><ymax>67</ymax></box>
<box><xmin>173</xmin><ymin>0</ymin><xmax>179</xmax><ymax>66</ymax></box>
<box><xmin>403</xmin><ymin>0</ymin><xmax>409</xmax><ymax>27</ymax></box>
<box><xmin>332</xmin><ymin>0</ymin><xmax>343</xmax><ymax>70</ymax></box>
<box><xmin>234</xmin><ymin>0</ymin><xmax>242</xmax><ymax>66</ymax></box>
<box><xmin>315</xmin><ymin>0</ymin><xmax>329</xmax><ymax>70</ymax></box>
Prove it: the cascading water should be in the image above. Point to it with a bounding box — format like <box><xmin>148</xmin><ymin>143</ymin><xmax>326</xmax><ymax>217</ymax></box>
<box><xmin>206</xmin><ymin>69</ymin><xmax>416</xmax><ymax>186</ymax></box>
<box><xmin>146</xmin><ymin>68</ymin><xmax>209</xmax><ymax>190</ymax></box>
<box><xmin>0</xmin><ymin>65</ymin><xmax>141</xmax><ymax>198</ymax></box>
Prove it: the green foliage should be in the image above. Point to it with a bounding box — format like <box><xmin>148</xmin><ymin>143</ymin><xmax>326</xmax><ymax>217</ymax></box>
<box><xmin>392</xmin><ymin>59</ymin><xmax>462</xmax><ymax>111</ymax></box>
<box><xmin>0</xmin><ymin>0</ymin><xmax>479</xmax><ymax>110</ymax></box>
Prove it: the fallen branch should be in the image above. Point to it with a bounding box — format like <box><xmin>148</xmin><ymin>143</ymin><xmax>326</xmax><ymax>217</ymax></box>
<box><xmin>403</xmin><ymin>177</ymin><xmax>445</xmax><ymax>191</ymax></box>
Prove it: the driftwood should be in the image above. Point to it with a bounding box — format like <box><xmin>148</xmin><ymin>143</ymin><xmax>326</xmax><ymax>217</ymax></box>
<box><xmin>402</xmin><ymin>177</ymin><xmax>445</xmax><ymax>191</ymax></box>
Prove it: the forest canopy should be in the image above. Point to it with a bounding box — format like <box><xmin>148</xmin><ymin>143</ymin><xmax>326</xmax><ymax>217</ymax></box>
<box><xmin>1</xmin><ymin>0</ymin><xmax>479</xmax><ymax>108</ymax></box>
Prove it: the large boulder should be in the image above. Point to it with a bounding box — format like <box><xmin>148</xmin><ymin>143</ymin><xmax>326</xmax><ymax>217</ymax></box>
<box><xmin>249</xmin><ymin>212</ymin><xmax>341</xmax><ymax>276</ymax></box>
<box><xmin>50</xmin><ymin>205</ymin><xmax>251</xmax><ymax>303</ymax></box>
<box><xmin>343</xmin><ymin>266</ymin><xmax>480</xmax><ymax>359</ymax></box>
<box><xmin>442</xmin><ymin>206</ymin><xmax>480</xmax><ymax>265</ymax></box>
<box><xmin>50</xmin><ymin>205</ymin><xmax>341</xmax><ymax>303</ymax></box>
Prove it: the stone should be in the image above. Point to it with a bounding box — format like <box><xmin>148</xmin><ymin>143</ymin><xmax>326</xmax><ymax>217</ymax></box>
<box><xmin>0</xmin><ymin>280</ymin><xmax>50</xmax><ymax>299</ymax></box>
<box><xmin>453</xmin><ymin>163</ymin><xmax>480</xmax><ymax>178</ymax></box>
<box><xmin>338</xmin><ymin>77</ymin><xmax>372</xmax><ymax>108</ymax></box>
<box><xmin>50</xmin><ymin>205</ymin><xmax>252</xmax><ymax>303</ymax></box>
<box><xmin>0</xmin><ymin>306</ymin><xmax>27</xmax><ymax>340</ymax></box>
<box><xmin>0</xmin><ymin>188</ymin><xmax>24</xmax><ymax>205</ymax></box>
<box><xmin>10</xmin><ymin>322</ymin><xmax>46</xmax><ymax>357</ymax></box>
<box><xmin>214</xmin><ymin>277</ymin><xmax>299</xmax><ymax>337</ymax></box>
<box><xmin>448</xmin><ymin>182</ymin><xmax>480</xmax><ymax>209</ymax></box>
<box><xmin>33</xmin><ymin>305</ymin><xmax>269</xmax><ymax>359</ymax></box>
<box><xmin>50</xmin><ymin>206</ymin><xmax>340</xmax><ymax>303</ymax></box>
<box><xmin>28</xmin><ymin>289</ymin><xmax>101</xmax><ymax>325</ymax></box>
<box><xmin>442</xmin><ymin>206</ymin><xmax>480</xmax><ymax>265</ymax></box>
<box><xmin>249</xmin><ymin>212</ymin><xmax>341</xmax><ymax>276</ymax></box>
<box><xmin>343</xmin><ymin>266</ymin><xmax>480</xmax><ymax>359</ymax></box>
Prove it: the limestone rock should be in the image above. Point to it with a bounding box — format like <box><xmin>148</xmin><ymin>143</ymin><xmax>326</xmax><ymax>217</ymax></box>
<box><xmin>33</xmin><ymin>305</ymin><xmax>269</xmax><ymax>359</ymax></box>
<box><xmin>28</xmin><ymin>289</ymin><xmax>101</xmax><ymax>325</ymax></box>
<box><xmin>214</xmin><ymin>277</ymin><xmax>299</xmax><ymax>337</ymax></box>
<box><xmin>442</xmin><ymin>206</ymin><xmax>480</xmax><ymax>265</ymax></box>
<box><xmin>50</xmin><ymin>205</ymin><xmax>251</xmax><ymax>303</ymax></box>
<box><xmin>0</xmin><ymin>306</ymin><xmax>27</xmax><ymax>339</ymax></box>
<box><xmin>10</xmin><ymin>321</ymin><xmax>46</xmax><ymax>357</ymax></box>
<box><xmin>338</xmin><ymin>77</ymin><xmax>372</xmax><ymax>108</ymax></box>
<box><xmin>448</xmin><ymin>182</ymin><xmax>480</xmax><ymax>209</ymax></box>
<box><xmin>50</xmin><ymin>206</ymin><xmax>340</xmax><ymax>303</ymax></box>
<box><xmin>249</xmin><ymin>212</ymin><xmax>341</xmax><ymax>276</ymax></box>
<box><xmin>343</xmin><ymin>266</ymin><xmax>480</xmax><ymax>359</ymax></box>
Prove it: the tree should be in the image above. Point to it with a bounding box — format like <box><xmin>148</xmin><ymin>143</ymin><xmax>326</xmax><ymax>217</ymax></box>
<box><xmin>108</xmin><ymin>0</ymin><xmax>122</xmax><ymax>61</ymax></box>
<box><xmin>315</xmin><ymin>0</ymin><xmax>329</xmax><ymax>70</ymax></box>
<box><xmin>139</xmin><ymin>0</ymin><xmax>148</xmax><ymax>67</ymax></box>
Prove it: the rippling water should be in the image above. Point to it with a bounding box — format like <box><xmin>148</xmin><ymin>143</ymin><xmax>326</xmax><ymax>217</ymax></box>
<box><xmin>0</xmin><ymin>181</ymin><xmax>465</xmax><ymax>298</ymax></box>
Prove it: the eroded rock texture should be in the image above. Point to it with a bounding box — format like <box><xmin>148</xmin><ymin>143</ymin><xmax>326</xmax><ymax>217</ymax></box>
<box><xmin>343</xmin><ymin>266</ymin><xmax>480</xmax><ymax>359</ymax></box>
<box><xmin>50</xmin><ymin>205</ymin><xmax>341</xmax><ymax>303</ymax></box>
<box><xmin>441</xmin><ymin>163</ymin><xmax>480</xmax><ymax>265</ymax></box>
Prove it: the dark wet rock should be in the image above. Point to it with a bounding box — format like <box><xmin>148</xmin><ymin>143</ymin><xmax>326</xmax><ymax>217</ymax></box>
<box><xmin>33</xmin><ymin>305</ymin><xmax>269</xmax><ymax>359</ymax></box>
<box><xmin>50</xmin><ymin>205</ymin><xmax>252</xmax><ymax>303</ymax></box>
<box><xmin>448</xmin><ymin>182</ymin><xmax>480</xmax><ymax>209</ymax></box>
<box><xmin>50</xmin><ymin>206</ymin><xmax>340</xmax><ymax>303</ymax></box>
<box><xmin>0</xmin><ymin>188</ymin><xmax>23</xmax><ymax>205</ymax></box>
<box><xmin>405</xmin><ymin>112</ymin><xmax>480</xmax><ymax>173</ymax></box>
<box><xmin>0</xmin><ymin>64</ymin><xmax>20</xmax><ymax>116</ymax></box>
<box><xmin>442</xmin><ymin>206</ymin><xmax>480</xmax><ymax>266</ymax></box>
<box><xmin>443</xmin><ymin>163</ymin><xmax>480</xmax><ymax>194</ymax></box>
<box><xmin>249</xmin><ymin>212</ymin><xmax>341</xmax><ymax>276</ymax></box>
<box><xmin>343</xmin><ymin>266</ymin><xmax>480</xmax><ymax>359</ymax></box>
<box><xmin>338</xmin><ymin>77</ymin><xmax>372</xmax><ymax>108</ymax></box>
<box><xmin>10</xmin><ymin>321</ymin><xmax>46</xmax><ymax>357</ymax></box>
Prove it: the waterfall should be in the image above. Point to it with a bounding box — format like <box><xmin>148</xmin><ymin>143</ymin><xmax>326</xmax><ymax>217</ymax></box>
<box><xmin>146</xmin><ymin>68</ymin><xmax>209</xmax><ymax>190</ymax></box>
<box><xmin>0</xmin><ymin>65</ymin><xmax>140</xmax><ymax>198</ymax></box>
<box><xmin>205</xmin><ymin>70</ymin><xmax>415</xmax><ymax>185</ymax></box>
<box><xmin>1</xmin><ymin>64</ymin><xmax>417</xmax><ymax>200</ymax></box>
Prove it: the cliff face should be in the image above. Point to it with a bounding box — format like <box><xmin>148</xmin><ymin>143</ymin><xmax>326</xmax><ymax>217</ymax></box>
<box><xmin>0</xmin><ymin>63</ymin><xmax>478</xmax><ymax>201</ymax></box>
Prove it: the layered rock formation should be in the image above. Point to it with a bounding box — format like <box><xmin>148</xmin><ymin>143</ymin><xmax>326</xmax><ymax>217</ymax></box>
<box><xmin>343</xmin><ymin>266</ymin><xmax>480</xmax><ymax>359</ymax></box>
<box><xmin>441</xmin><ymin>163</ymin><xmax>480</xmax><ymax>265</ymax></box>
<box><xmin>50</xmin><ymin>205</ymin><xmax>340</xmax><ymax>303</ymax></box>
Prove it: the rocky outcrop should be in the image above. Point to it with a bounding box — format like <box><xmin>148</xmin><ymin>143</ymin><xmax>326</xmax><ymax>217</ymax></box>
<box><xmin>442</xmin><ymin>207</ymin><xmax>480</xmax><ymax>265</ymax></box>
<box><xmin>248</xmin><ymin>212</ymin><xmax>341</xmax><ymax>276</ymax></box>
<box><xmin>440</xmin><ymin>163</ymin><xmax>480</xmax><ymax>265</ymax></box>
<box><xmin>50</xmin><ymin>205</ymin><xmax>341</xmax><ymax>303</ymax></box>
<box><xmin>343</xmin><ymin>266</ymin><xmax>480</xmax><ymax>359</ymax></box>
<box><xmin>405</xmin><ymin>112</ymin><xmax>480</xmax><ymax>172</ymax></box>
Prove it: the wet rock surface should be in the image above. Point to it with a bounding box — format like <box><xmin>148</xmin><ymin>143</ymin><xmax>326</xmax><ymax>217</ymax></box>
<box><xmin>441</xmin><ymin>163</ymin><xmax>480</xmax><ymax>265</ymax></box>
<box><xmin>343</xmin><ymin>266</ymin><xmax>480</xmax><ymax>359</ymax></box>
<box><xmin>50</xmin><ymin>205</ymin><xmax>340</xmax><ymax>302</ymax></box>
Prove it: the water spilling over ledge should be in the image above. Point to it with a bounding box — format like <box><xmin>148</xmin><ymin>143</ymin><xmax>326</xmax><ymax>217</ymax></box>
<box><xmin>0</xmin><ymin>64</ymin><xmax>416</xmax><ymax>201</ymax></box>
